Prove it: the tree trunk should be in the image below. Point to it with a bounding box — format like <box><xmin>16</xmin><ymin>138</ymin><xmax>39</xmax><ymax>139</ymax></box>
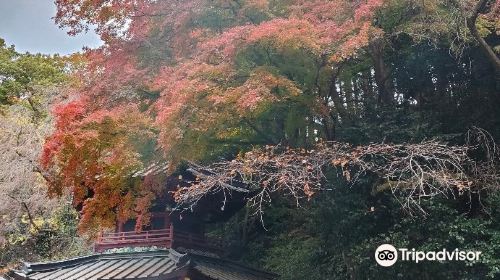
<box><xmin>369</xmin><ymin>39</ymin><xmax>394</xmax><ymax>105</ymax></box>
<box><xmin>466</xmin><ymin>0</ymin><xmax>500</xmax><ymax>88</ymax></box>
<box><xmin>322</xmin><ymin>67</ymin><xmax>346</xmax><ymax>140</ymax></box>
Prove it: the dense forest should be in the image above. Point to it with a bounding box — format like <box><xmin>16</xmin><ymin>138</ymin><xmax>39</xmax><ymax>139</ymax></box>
<box><xmin>1</xmin><ymin>0</ymin><xmax>500</xmax><ymax>279</ymax></box>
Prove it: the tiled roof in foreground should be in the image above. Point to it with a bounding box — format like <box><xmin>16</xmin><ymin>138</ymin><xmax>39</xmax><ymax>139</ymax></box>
<box><xmin>5</xmin><ymin>249</ymin><xmax>277</xmax><ymax>280</ymax></box>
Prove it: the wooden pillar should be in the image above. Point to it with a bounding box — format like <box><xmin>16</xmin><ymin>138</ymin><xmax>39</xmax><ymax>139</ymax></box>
<box><xmin>165</xmin><ymin>211</ymin><xmax>170</xmax><ymax>229</ymax></box>
<box><xmin>170</xmin><ymin>222</ymin><xmax>174</xmax><ymax>248</ymax></box>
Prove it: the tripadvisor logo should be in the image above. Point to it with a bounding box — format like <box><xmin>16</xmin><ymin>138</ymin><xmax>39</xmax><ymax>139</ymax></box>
<box><xmin>375</xmin><ymin>244</ymin><xmax>398</xmax><ymax>267</ymax></box>
<box><xmin>375</xmin><ymin>244</ymin><xmax>481</xmax><ymax>267</ymax></box>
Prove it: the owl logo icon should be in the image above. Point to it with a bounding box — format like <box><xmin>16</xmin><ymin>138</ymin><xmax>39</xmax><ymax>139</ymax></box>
<box><xmin>375</xmin><ymin>244</ymin><xmax>398</xmax><ymax>267</ymax></box>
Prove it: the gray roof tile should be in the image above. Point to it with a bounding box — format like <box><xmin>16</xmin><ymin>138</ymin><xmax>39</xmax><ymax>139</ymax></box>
<box><xmin>6</xmin><ymin>249</ymin><xmax>277</xmax><ymax>280</ymax></box>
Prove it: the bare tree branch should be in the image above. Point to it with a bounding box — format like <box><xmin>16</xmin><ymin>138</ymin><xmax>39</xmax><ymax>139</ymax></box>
<box><xmin>174</xmin><ymin>127</ymin><xmax>500</xmax><ymax>218</ymax></box>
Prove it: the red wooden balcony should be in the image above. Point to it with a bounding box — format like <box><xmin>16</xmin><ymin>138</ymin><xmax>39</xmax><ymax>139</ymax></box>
<box><xmin>94</xmin><ymin>225</ymin><xmax>223</xmax><ymax>254</ymax></box>
<box><xmin>94</xmin><ymin>228</ymin><xmax>172</xmax><ymax>252</ymax></box>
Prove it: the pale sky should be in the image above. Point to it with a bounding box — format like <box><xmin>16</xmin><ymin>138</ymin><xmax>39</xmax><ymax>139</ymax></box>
<box><xmin>0</xmin><ymin>0</ymin><xmax>103</xmax><ymax>55</ymax></box>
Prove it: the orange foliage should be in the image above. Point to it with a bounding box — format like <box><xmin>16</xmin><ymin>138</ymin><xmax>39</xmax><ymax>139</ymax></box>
<box><xmin>46</xmin><ymin>0</ymin><xmax>387</xmax><ymax>232</ymax></box>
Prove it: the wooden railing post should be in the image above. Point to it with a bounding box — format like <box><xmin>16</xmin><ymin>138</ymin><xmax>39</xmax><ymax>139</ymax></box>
<box><xmin>94</xmin><ymin>232</ymin><xmax>99</xmax><ymax>252</ymax></box>
<box><xmin>169</xmin><ymin>224</ymin><xmax>174</xmax><ymax>248</ymax></box>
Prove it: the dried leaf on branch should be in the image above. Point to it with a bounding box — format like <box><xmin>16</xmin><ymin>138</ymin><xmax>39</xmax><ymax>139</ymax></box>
<box><xmin>175</xmin><ymin>128</ymin><xmax>500</xmax><ymax>216</ymax></box>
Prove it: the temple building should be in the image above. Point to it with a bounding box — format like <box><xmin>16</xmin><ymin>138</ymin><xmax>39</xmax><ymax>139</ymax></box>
<box><xmin>3</xmin><ymin>164</ymin><xmax>277</xmax><ymax>280</ymax></box>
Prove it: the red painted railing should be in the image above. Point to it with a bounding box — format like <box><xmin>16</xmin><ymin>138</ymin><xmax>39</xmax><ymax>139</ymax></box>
<box><xmin>94</xmin><ymin>225</ymin><xmax>223</xmax><ymax>254</ymax></box>
<box><xmin>94</xmin><ymin>228</ymin><xmax>173</xmax><ymax>252</ymax></box>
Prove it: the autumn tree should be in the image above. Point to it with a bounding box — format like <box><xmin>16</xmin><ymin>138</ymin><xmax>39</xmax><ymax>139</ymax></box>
<box><xmin>44</xmin><ymin>0</ymin><xmax>388</xmax><ymax>231</ymax></box>
<box><xmin>43</xmin><ymin>0</ymin><xmax>500</xmax><ymax>233</ymax></box>
<box><xmin>0</xmin><ymin>41</ymin><xmax>90</xmax><ymax>266</ymax></box>
<box><xmin>35</xmin><ymin>0</ymin><xmax>500</xmax><ymax>277</ymax></box>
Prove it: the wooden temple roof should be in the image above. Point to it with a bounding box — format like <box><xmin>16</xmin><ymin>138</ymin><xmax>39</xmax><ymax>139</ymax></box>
<box><xmin>5</xmin><ymin>249</ymin><xmax>277</xmax><ymax>280</ymax></box>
